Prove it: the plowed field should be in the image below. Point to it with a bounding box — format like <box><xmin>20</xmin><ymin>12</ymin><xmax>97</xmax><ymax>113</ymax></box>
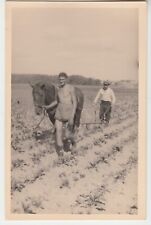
<box><xmin>11</xmin><ymin>84</ymin><xmax>138</xmax><ymax>215</ymax></box>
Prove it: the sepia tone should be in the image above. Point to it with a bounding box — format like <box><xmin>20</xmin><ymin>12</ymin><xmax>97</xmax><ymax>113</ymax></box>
<box><xmin>6</xmin><ymin>1</ymin><xmax>147</xmax><ymax>220</ymax></box>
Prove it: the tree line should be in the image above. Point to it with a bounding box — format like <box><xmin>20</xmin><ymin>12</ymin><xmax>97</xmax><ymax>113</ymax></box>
<box><xmin>12</xmin><ymin>74</ymin><xmax>101</xmax><ymax>86</ymax></box>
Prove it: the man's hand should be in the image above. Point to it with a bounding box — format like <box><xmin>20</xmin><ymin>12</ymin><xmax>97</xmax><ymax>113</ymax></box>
<box><xmin>42</xmin><ymin>101</ymin><xmax>58</xmax><ymax>111</ymax></box>
<box><xmin>42</xmin><ymin>105</ymin><xmax>49</xmax><ymax>110</ymax></box>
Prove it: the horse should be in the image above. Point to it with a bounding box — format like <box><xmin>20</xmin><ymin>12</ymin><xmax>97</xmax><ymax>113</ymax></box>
<box><xmin>31</xmin><ymin>82</ymin><xmax>84</xmax><ymax>152</ymax></box>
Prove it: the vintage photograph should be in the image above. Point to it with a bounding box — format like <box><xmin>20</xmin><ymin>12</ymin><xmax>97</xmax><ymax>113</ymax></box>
<box><xmin>6</xmin><ymin>1</ymin><xmax>147</xmax><ymax>220</ymax></box>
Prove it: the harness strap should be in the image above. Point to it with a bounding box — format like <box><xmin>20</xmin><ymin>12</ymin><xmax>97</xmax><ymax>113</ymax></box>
<box><xmin>33</xmin><ymin>109</ymin><xmax>46</xmax><ymax>130</ymax></box>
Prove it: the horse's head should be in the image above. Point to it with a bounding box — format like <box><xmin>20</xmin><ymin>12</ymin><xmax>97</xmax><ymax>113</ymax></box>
<box><xmin>31</xmin><ymin>83</ymin><xmax>46</xmax><ymax>115</ymax></box>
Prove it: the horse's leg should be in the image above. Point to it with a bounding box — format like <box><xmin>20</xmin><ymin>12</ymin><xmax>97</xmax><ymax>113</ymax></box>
<box><xmin>68</xmin><ymin>108</ymin><xmax>82</xmax><ymax>154</ymax></box>
<box><xmin>74</xmin><ymin>108</ymin><xmax>82</xmax><ymax>128</ymax></box>
<box><xmin>47</xmin><ymin>112</ymin><xmax>55</xmax><ymax>125</ymax></box>
<box><xmin>70</xmin><ymin>127</ymin><xmax>78</xmax><ymax>155</ymax></box>
<box><xmin>47</xmin><ymin>112</ymin><xmax>56</xmax><ymax>133</ymax></box>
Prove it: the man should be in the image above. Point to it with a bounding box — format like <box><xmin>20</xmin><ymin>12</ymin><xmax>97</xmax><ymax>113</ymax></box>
<box><xmin>93</xmin><ymin>80</ymin><xmax>116</xmax><ymax>124</ymax></box>
<box><xmin>55</xmin><ymin>72</ymin><xmax>77</xmax><ymax>157</ymax></box>
<box><xmin>44</xmin><ymin>72</ymin><xmax>77</xmax><ymax>157</ymax></box>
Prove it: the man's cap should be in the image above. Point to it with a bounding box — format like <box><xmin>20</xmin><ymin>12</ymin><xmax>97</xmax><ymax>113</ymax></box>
<box><xmin>103</xmin><ymin>80</ymin><xmax>111</xmax><ymax>86</ymax></box>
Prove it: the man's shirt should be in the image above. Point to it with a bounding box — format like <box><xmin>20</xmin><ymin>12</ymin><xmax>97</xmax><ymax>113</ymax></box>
<box><xmin>94</xmin><ymin>87</ymin><xmax>116</xmax><ymax>104</ymax></box>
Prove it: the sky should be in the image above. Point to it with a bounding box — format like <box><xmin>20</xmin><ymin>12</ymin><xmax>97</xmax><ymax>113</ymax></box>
<box><xmin>11</xmin><ymin>5</ymin><xmax>138</xmax><ymax>80</ymax></box>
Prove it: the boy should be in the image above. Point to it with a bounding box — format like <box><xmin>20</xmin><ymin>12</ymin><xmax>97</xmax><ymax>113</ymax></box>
<box><xmin>94</xmin><ymin>80</ymin><xmax>116</xmax><ymax>124</ymax></box>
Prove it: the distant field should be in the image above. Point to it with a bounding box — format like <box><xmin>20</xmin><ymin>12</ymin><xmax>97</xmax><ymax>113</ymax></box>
<box><xmin>11</xmin><ymin>82</ymin><xmax>138</xmax><ymax>215</ymax></box>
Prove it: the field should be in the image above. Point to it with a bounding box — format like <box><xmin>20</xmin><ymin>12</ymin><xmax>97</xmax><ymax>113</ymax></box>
<box><xmin>11</xmin><ymin>83</ymin><xmax>138</xmax><ymax>215</ymax></box>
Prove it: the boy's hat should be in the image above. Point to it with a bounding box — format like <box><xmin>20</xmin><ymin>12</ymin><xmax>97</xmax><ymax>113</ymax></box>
<box><xmin>103</xmin><ymin>80</ymin><xmax>110</xmax><ymax>85</ymax></box>
<box><xmin>58</xmin><ymin>72</ymin><xmax>68</xmax><ymax>78</ymax></box>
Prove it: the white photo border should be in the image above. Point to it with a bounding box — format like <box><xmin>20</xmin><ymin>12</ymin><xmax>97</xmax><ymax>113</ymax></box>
<box><xmin>0</xmin><ymin>0</ymin><xmax>150</xmax><ymax>223</ymax></box>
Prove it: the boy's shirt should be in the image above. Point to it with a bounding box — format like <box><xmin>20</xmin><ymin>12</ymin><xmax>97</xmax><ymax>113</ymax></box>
<box><xmin>94</xmin><ymin>87</ymin><xmax>116</xmax><ymax>104</ymax></box>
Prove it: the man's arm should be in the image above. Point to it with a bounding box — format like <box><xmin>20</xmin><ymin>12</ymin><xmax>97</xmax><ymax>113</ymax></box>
<box><xmin>43</xmin><ymin>100</ymin><xmax>58</xmax><ymax>110</ymax></box>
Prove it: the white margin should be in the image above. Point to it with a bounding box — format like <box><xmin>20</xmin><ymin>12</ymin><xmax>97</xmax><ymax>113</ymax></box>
<box><xmin>0</xmin><ymin>0</ymin><xmax>5</xmax><ymax>222</ymax></box>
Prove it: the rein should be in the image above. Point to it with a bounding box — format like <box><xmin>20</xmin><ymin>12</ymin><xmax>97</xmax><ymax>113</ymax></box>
<box><xmin>33</xmin><ymin>107</ymin><xmax>47</xmax><ymax>131</ymax></box>
<box><xmin>33</xmin><ymin>107</ymin><xmax>101</xmax><ymax>131</ymax></box>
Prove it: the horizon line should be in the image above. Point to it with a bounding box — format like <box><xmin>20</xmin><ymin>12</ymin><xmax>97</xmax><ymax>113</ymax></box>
<box><xmin>11</xmin><ymin>73</ymin><xmax>138</xmax><ymax>81</ymax></box>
